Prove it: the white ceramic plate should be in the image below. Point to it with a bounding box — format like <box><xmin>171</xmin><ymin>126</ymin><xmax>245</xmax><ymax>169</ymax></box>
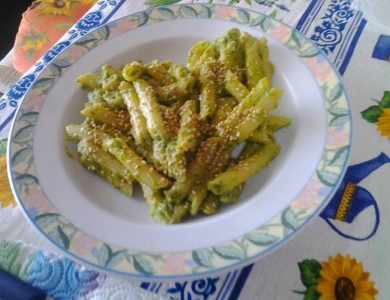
<box><xmin>8</xmin><ymin>4</ymin><xmax>351</xmax><ymax>279</ymax></box>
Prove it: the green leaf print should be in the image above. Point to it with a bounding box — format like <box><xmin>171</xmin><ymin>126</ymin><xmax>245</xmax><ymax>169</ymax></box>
<box><xmin>14</xmin><ymin>174</ymin><xmax>38</xmax><ymax>185</ymax></box>
<box><xmin>158</xmin><ymin>7</ymin><xmax>176</xmax><ymax>19</ymax></box>
<box><xmin>329</xmin><ymin>145</ymin><xmax>349</xmax><ymax>167</ymax></box>
<box><xmin>213</xmin><ymin>245</ymin><xmax>245</xmax><ymax>260</ymax></box>
<box><xmin>269</xmin><ymin>10</ymin><xmax>277</xmax><ymax>18</ymax></box>
<box><xmin>98</xmin><ymin>25</ymin><xmax>110</xmax><ymax>42</ymax></box>
<box><xmin>97</xmin><ymin>244</ymin><xmax>113</xmax><ymax>265</ymax></box>
<box><xmin>35</xmin><ymin>213</ymin><xmax>60</xmax><ymax>228</ymax></box>
<box><xmin>328</xmin><ymin>107</ymin><xmax>350</xmax><ymax>126</ymax></box>
<box><xmin>145</xmin><ymin>0</ymin><xmax>182</xmax><ymax>7</ymax></box>
<box><xmin>237</xmin><ymin>8</ymin><xmax>250</xmax><ymax>23</ymax></box>
<box><xmin>304</xmin><ymin>285</ymin><xmax>321</xmax><ymax>300</ymax></box>
<box><xmin>317</xmin><ymin>170</ymin><xmax>338</xmax><ymax>186</ymax></box>
<box><xmin>328</xmin><ymin>83</ymin><xmax>343</xmax><ymax>103</ymax></box>
<box><xmin>11</xmin><ymin>147</ymin><xmax>32</xmax><ymax>166</ymax></box>
<box><xmin>180</xmin><ymin>5</ymin><xmax>198</xmax><ymax>17</ymax></box>
<box><xmin>74</xmin><ymin>38</ymin><xmax>98</xmax><ymax>46</ymax></box>
<box><xmin>133</xmin><ymin>255</ymin><xmax>154</xmax><ymax>274</ymax></box>
<box><xmin>53</xmin><ymin>59</ymin><xmax>71</xmax><ymax>69</ymax></box>
<box><xmin>49</xmin><ymin>226</ymin><xmax>70</xmax><ymax>249</ymax></box>
<box><xmin>0</xmin><ymin>139</ymin><xmax>7</xmax><ymax>155</ymax></box>
<box><xmin>138</xmin><ymin>11</ymin><xmax>150</xmax><ymax>26</ymax></box>
<box><xmin>96</xmin><ymin>244</ymin><xmax>128</xmax><ymax>268</ymax></box>
<box><xmin>328</xmin><ymin>107</ymin><xmax>349</xmax><ymax>116</ymax></box>
<box><xmin>361</xmin><ymin>106</ymin><xmax>382</xmax><ymax>123</ymax></box>
<box><xmin>32</xmin><ymin>77</ymin><xmax>53</xmax><ymax>90</ymax></box>
<box><xmin>291</xmin><ymin>30</ymin><xmax>306</xmax><ymax>48</ymax></box>
<box><xmin>361</xmin><ymin>90</ymin><xmax>390</xmax><ymax>123</ymax></box>
<box><xmin>298</xmin><ymin>259</ymin><xmax>322</xmax><ymax>287</ymax></box>
<box><xmin>299</xmin><ymin>46</ymin><xmax>321</xmax><ymax>58</ymax></box>
<box><xmin>198</xmin><ymin>5</ymin><xmax>213</xmax><ymax>18</ymax></box>
<box><xmin>192</xmin><ymin>249</ymin><xmax>213</xmax><ymax>268</ymax></box>
<box><xmin>19</xmin><ymin>111</ymin><xmax>39</xmax><ymax>123</ymax></box>
<box><xmin>330</xmin><ymin>114</ymin><xmax>350</xmax><ymax>127</ymax></box>
<box><xmin>245</xmin><ymin>231</ymin><xmax>279</xmax><ymax>245</ymax></box>
<box><xmin>296</xmin><ymin>259</ymin><xmax>322</xmax><ymax>299</ymax></box>
<box><xmin>281</xmin><ymin>208</ymin><xmax>299</xmax><ymax>230</ymax></box>
<box><xmin>259</xmin><ymin>16</ymin><xmax>271</xmax><ymax>31</ymax></box>
<box><xmin>379</xmin><ymin>91</ymin><xmax>390</xmax><ymax>110</ymax></box>
<box><xmin>106</xmin><ymin>251</ymin><xmax>127</xmax><ymax>268</ymax></box>
<box><xmin>251</xmin><ymin>15</ymin><xmax>266</xmax><ymax>27</ymax></box>
<box><xmin>13</xmin><ymin>125</ymin><xmax>34</xmax><ymax>142</ymax></box>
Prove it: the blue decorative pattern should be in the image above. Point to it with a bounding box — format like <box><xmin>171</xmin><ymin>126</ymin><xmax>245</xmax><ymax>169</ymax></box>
<box><xmin>372</xmin><ymin>34</ymin><xmax>390</xmax><ymax>61</ymax></box>
<box><xmin>140</xmin><ymin>266</ymin><xmax>254</xmax><ymax>300</ymax></box>
<box><xmin>76</xmin><ymin>11</ymin><xmax>104</xmax><ymax>31</ymax></box>
<box><xmin>311</xmin><ymin>0</ymin><xmax>354</xmax><ymax>55</ymax></box>
<box><xmin>25</xmin><ymin>252</ymin><xmax>101</xmax><ymax>299</ymax></box>
<box><xmin>295</xmin><ymin>0</ymin><xmax>365</xmax><ymax>74</ymax></box>
<box><xmin>5</xmin><ymin>74</ymin><xmax>36</xmax><ymax>101</ymax></box>
<box><xmin>43</xmin><ymin>42</ymin><xmax>71</xmax><ymax>63</ymax></box>
<box><xmin>256</xmin><ymin>0</ymin><xmax>289</xmax><ymax>12</ymax></box>
<box><xmin>166</xmin><ymin>277</ymin><xmax>219</xmax><ymax>300</ymax></box>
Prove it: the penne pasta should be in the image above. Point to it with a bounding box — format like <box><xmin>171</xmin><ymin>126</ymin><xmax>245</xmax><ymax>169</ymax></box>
<box><xmin>66</xmin><ymin>28</ymin><xmax>291</xmax><ymax>224</ymax></box>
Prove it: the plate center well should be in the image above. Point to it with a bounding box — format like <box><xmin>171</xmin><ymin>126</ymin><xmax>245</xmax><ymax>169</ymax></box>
<box><xmin>32</xmin><ymin>19</ymin><xmax>326</xmax><ymax>252</ymax></box>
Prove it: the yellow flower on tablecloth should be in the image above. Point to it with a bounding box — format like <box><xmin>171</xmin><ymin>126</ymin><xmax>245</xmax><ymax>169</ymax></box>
<box><xmin>376</xmin><ymin>108</ymin><xmax>390</xmax><ymax>139</ymax></box>
<box><xmin>0</xmin><ymin>155</ymin><xmax>16</xmax><ymax>207</ymax></box>
<box><xmin>317</xmin><ymin>254</ymin><xmax>378</xmax><ymax>300</ymax></box>
<box><xmin>21</xmin><ymin>31</ymin><xmax>47</xmax><ymax>52</ymax></box>
<box><xmin>361</xmin><ymin>91</ymin><xmax>390</xmax><ymax>139</ymax></box>
<box><xmin>13</xmin><ymin>0</ymin><xmax>98</xmax><ymax>73</ymax></box>
<box><xmin>35</xmin><ymin>0</ymin><xmax>77</xmax><ymax>16</ymax></box>
<box><xmin>79</xmin><ymin>0</ymin><xmax>97</xmax><ymax>5</ymax></box>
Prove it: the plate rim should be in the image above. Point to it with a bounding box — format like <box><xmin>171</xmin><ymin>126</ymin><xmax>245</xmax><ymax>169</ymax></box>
<box><xmin>7</xmin><ymin>3</ymin><xmax>352</xmax><ymax>279</ymax></box>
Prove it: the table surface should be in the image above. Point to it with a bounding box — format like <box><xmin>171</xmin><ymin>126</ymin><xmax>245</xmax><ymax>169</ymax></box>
<box><xmin>1</xmin><ymin>0</ymin><xmax>390</xmax><ymax>299</ymax></box>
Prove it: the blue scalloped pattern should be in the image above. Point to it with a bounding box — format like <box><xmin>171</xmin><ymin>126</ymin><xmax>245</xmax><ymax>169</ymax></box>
<box><xmin>25</xmin><ymin>251</ymin><xmax>102</xmax><ymax>299</ymax></box>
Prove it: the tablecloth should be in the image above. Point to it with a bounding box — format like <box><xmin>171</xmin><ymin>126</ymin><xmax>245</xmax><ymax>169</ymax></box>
<box><xmin>0</xmin><ymin>0</ymin><xmax>389</xmax><ymax>299</ymax></box>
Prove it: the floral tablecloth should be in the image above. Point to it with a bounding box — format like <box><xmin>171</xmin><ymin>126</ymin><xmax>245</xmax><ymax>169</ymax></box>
<box><xmin>1</xmin><ymin>0</ymin><xmax>390</xmax><ymax>299</ymax></box>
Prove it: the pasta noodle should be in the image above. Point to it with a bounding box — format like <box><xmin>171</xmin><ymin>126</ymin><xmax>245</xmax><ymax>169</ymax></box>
<box><xmin>65</xmin><ymin>28</ymin><xmax>291</xmax><ymax>224</ymax></box>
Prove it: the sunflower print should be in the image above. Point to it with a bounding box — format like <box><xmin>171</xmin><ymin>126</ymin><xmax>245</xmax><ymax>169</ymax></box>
<box><xmin>0</xmin><ymin>140</ymin><xmax>16</xmax><ymax>207</ymax></box>
<box><xmin>0</xmin><ymin>156</ymin><xmax>16</xmax><ymax>207</ymax></box>
<box><xmin>317</xmin><ymin>254</ymin><xmax>377</xmax><ymax>300</ymax></box>
<box><xmin>34</xmin><ymin>0</ymin><xmax>98</xmax><ymax>16</ymax></box>
<box><xmin>36</xmin><ymin>0</ymin><xmax>73</xmax><ymax>16</ymax></box>
<box><xmin>21</xmin><ymin>31</ymin><xmax>47</xmax><ymax>53</ymax></box>
<box><xmin>296</xmin><ymin>254</ymin><xmax>378</xmax><ymax>299</ymax></box>
<box><xmin>79</xmin><ymin>0</ymin><xmax>97</xmax><ymax>5</ymax></box>
<box><xmin>361</xmin><ymin>90</ymin><xmax>390</xmax><ymax>139</ymax></box>
<box><xmin>375</xmin><ymin>108</ymin><xmax>390</xmax><ymax>139</ymax></box>
<box><xmin>13</xmin><ymin>0</ymin><xmax>98</xmax><ymax>72</ymax></box>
